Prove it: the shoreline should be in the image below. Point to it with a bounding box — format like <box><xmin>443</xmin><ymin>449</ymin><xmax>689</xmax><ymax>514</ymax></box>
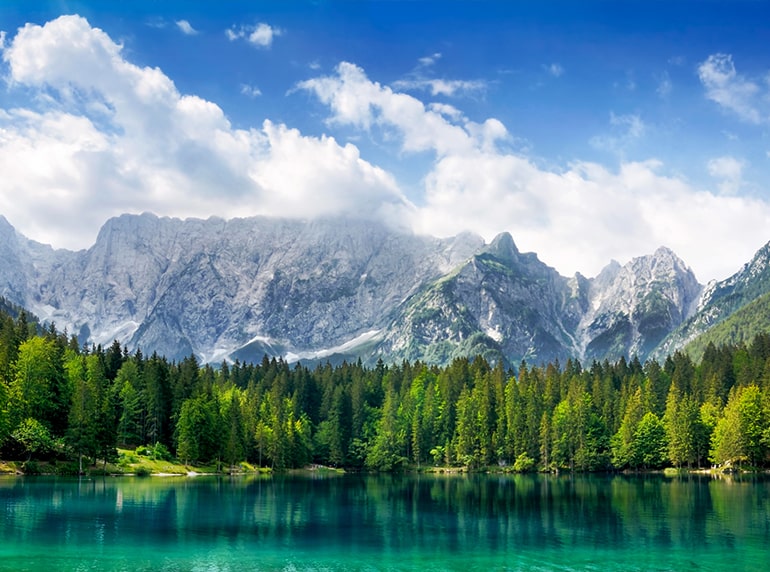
<box><xmin>2</xmin><ymin>460</ymin><xmax>766</xmax><ymax>478</ymax></box>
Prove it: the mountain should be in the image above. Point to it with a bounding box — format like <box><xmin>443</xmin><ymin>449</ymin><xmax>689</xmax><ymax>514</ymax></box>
<box><xmin>579</xmin><ymin>247</ymin><xmax>702</xmax><ymax>362</ymax></box>
<box><xmin>371</xmin><ymin>239</ymin><xmax>702</xmax><ymax>366</ymax></box>
<box><xmin>0</xmin><ymin>212</ymin><xmax>748</xmax><ymax>366</ymax></box>
<box><xmin>683</xmin><ymin>290</ymin><xmax>770</xmax><ymax>361</ymax></box>
<box><xmin>374</xmin><ymin>233</ymin><xmax>586</xmax><ymax>366</ymax></box>
<box><xmin>654</xmin><ymin>241</ymin><xmax>770</xmax><ymax>360</ymax></box>
<box><xmin>0</xmin><ymin>213</ymin><xmax>484</xmax><ymax>362</ymax></box>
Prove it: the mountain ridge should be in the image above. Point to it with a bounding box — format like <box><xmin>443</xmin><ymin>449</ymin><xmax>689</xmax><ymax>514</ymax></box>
<box><xmin>0</xmin><ymin>212</ymin><xmax>766</xmax><ymax>366</ymax></box>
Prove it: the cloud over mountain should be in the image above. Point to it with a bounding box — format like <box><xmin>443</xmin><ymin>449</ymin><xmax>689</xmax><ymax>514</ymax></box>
<box><xmin>0</xmin><ymin>16</ymin><xmax>410</xmax><ymax>249</ymax></box>
<box><xmin>1</xmin><ymin>16</ymin><xmax>770</xmax><ymax>283</ymax></box>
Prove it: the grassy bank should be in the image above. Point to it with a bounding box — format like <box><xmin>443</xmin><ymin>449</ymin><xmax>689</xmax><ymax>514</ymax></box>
<box><xmin>0</xmin><ymin>447</ymin><xmax>272</xmax><ymax>477</ymax></box>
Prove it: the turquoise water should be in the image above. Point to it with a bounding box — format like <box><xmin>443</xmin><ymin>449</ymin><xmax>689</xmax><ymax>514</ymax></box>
<box><xmin>0</xmin><ymin>473</ymin><xmax>768</xmax><ymax>571</ymax></box>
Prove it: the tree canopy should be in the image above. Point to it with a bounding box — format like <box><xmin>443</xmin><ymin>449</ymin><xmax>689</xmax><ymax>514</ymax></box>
<box><xmin>1</xmin><ymin>302</ymin><xmax>770</xmax><ymax>472</ymax></box>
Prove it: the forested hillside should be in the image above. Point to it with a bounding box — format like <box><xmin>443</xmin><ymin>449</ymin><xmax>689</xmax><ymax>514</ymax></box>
<box><xmin>685</xmin><ymin>291</ymin><xmax>770</xmax><ymax>361</ymax></box>
<box><xmin>1</xmin><ymin>301</ymin><xmax>769</xmax><ymax>473</ymax></box>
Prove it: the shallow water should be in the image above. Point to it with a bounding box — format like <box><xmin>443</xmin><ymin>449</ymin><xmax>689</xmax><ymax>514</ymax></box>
<box><xmin>0</xmin><ymin>473</ymin><xmax>768</xmax><ymax>571</ymax></box>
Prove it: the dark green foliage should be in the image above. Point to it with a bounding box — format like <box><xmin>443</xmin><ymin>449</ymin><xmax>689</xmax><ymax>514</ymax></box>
<box><xmin>2</xmin><ymin>302</ymin><xmax>770</xmax><ymax>472</ymax></box>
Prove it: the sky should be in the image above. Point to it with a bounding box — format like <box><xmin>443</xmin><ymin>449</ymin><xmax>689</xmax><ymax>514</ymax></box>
<box><xmin>1</xmin><ymin>1</ymin><xmax>770</xmax><ymax>282</ymax></box>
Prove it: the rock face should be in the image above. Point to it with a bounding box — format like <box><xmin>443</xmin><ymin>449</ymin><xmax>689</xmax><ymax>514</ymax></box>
<box><xmin>375</xmin><ymin>233</ymin><xmax>586</xmax><ymax>366</ymax></box>
<box><xmin>653</xmin><ymin>241</ymin><xmax>770</xmax><ymax>359</ymax></box>
<box><xmin>0</xmin><ymin>213</ymin><xmax>484</xmax><ymax>362</ymax></box>
<box><xmin>579</xmin><ymin>247</ymin><xmax>702</xmax><ymax>362</ymax></box>
<box><xmin>376</xmin><ymin>239</ymin><xmax>702</xmax><ymax>366</ymax></box>
<box><xmin>0</xmin><ymin>212</ymin><xmax>745</xmax><ymax>366</ymax></box>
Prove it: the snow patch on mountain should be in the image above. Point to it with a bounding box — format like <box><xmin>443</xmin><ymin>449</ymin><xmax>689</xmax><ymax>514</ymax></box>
<box><xmin>285</xmin><ymin>329</ymin><xmax>382</xmax><ymax>362</ymax></box>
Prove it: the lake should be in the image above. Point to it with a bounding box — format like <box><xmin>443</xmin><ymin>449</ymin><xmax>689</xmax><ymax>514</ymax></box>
<box><xmin>0</xmin><ymin>472</ymin><xmax>768</xmax><ymax>571</ymax></box>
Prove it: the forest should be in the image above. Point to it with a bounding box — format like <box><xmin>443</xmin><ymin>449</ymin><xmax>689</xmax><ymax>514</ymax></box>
<box><xmin>1</xmin><ymin>298</ymin><xmax>769</xmax><ymax>473</ymax></box>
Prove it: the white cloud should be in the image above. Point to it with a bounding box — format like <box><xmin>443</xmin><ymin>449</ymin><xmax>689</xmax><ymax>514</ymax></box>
<box><xmin>300</xmin><ymin>63</ymin><xmax>770</xmax><ymax>282</ymax></box>
<box><xmin>392</xmin><ymin>78</ymin><xmax>486</xmax><ymax>97</ymax></box>
<box><xmin>417</xmin><ymin>152</ymin><xmax>770</xmax><ymax>282</ymax></box>
<box><xmin>393</xmin><ymin>53</ymin><xmax>486</xmax><ymax>97</ymax></box>
<box><xmin>590</xmin><ymin>112</ymin><xmax>645</xmax><ymax>155</ymax></box>
<box><xmin>227</xmin><ymin>22</ymin><xmax>282</xmax><ymax>48</ymax></box>
<box><xmin>698</xmin><ymin>53</ymin><xmax>763</xmax><ymax>123</ymax></box>
<box><xmin>3</xmin><ymin>17</ymin><xmax>770</xmax><ymax>284</ymax></box>
<box><xmin>428</xmin><ymin>102</ymin><xmax>463</xmax><ymax>120</ymax></box>
<box><xmin>240</xmin><ymin>84</ymin><xmax>262</xmax><ymax>97</ymax></box>
<box><xmin>176</xmin><ymin>20</ymin><xmax>198</xmax><ymax>36</ymax></box>
<box><xmin>418</xmin><ymin>53</ymin><xmax>442</xmax><ymax>67</ymax></box>
<box><xmin>0</xmin><ymin>30</ymin><xmax>6</xmax><ymax>49</ymax></box>
<box><xmin>545</xmin><ymin>63</ymin><xmax>563</xmax><ymax>78</ymax></box>
<box><xmin>0</xmin><ymin>16</ymin><xmax>408</xmax><ymax>249</ymax></box>
<box><xmin>252</xmin><ymin>121</ymin><xmax>405</xmax><ymax>221</ymax></box>
<box><xmin>707</xmin><ymin>155</ymin><xmax>745</xmax><ymax>195</ymax></box>
<box><xmin>299</xmin><ymin>62</ymin><xmax>501</xmax><ymax>157</ymax></box>
<box><xmin>707</xmin><ymin>155</ymin><xmax>744</xmax><ymax>180</ymax></box>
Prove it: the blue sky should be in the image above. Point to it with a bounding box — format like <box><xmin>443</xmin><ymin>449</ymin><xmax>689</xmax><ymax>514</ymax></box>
<box><xmin>1</xmin><ymin>1</ymin><xmax>770</xmax><ymax>282</ymax></box>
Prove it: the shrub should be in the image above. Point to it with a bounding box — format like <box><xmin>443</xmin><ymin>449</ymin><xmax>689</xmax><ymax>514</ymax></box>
<box><xmin>54</xmin><ymin>462</ymin><xmax>81</xmax><ymax>476</ymax></box>
<box><xmin>21</xmin><ymin>460</ymin><xmax>41</xmax><ymax>475</ymax></box>
<box><xmin>150</xmin><ymin>442</ymin><xmax>172</xmax><ymax>461</ymax></box>
<box><xmin>118</xmin><ymin>451</ymin><xmax>139</xmax><ymax>466</ymax></box>
<box><xmin>136</xmin><ymin>442</ymin><xmax>172</xmax><ymax>461</ymax></box>
<box><xmin>513</xmin><ymin>452</ymin><xmax>535</xmax><ymax>473</ymax></box>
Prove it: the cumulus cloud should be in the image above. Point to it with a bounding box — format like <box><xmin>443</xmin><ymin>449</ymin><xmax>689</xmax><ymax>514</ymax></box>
<box><xmin>226</xmin><ymin>22</ymin><xmax>282</xmax><ymax>48</ymax></box>
<box><xmin>300</xmin><ymin>63</ymin><xmax>770</xmax><ymax>281</ymax></box>
<box><xmin>252</xmin><ymin>121</ymin><xmax>404</xmax><ymax>220</ymax></box>
<box><xmin>418</xmin><ymin>154</ymin><xmax>770</xmax><ymax>282</ymax></box>
<box><xmin>175</xmin><ymin>20</ymin><xmax>198</xmax><ymax>35</ymax></box>
<box><xmin>698</xmin><ymin>53</ymin><xmax>763</xmax><ymax>123</ymax></box>
<box><xmin>707</xmin><ymin>155</ymin><xmax>745</xmax><ymax>195</ymax></box>
<box><xmin>299</xmin><ymin>62</ymin><xmax>503</xmax><ymax>156</ymax></box>
<box><xmin>428</xmin><ymin>102</ymin><xmax>463</xmax><ymax>120</ymax></box>
<box><xmin>3</xmin><ymin>16</ymin><xmax>770</xmax><ymax>283</ymax></box>
<box><xmin>0</xmin><ymin>16</ymin><xmax>408</xmax><ymax>249</ymax></box>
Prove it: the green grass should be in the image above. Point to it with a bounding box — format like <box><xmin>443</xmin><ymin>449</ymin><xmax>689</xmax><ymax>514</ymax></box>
<box><xmin>0</xmin><ymin>460</ymin><xmax>21</xmax><ymax>474</ymax></box>
<box><xmin>112</xmin><ymin>449</ymin><xmax>240</xmax><ymax>475</ymax></box>
<box><xmin>0</xmin><ymin>449</ymin><xmax>273</xmax><ymax>476</ymax></box>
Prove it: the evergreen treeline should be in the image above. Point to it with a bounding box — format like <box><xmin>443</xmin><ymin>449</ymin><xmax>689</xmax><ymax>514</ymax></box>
<box><xmin>1</xmin><ymin>301</ymin><xmax>770</xmax><ymax>472</ymax></box>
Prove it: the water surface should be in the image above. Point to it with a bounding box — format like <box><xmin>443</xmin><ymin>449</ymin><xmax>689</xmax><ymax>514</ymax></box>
<box><xmin>0</xmin><ymin>473</ymin><xmax>768</xmax><ymax>571</ymax></box>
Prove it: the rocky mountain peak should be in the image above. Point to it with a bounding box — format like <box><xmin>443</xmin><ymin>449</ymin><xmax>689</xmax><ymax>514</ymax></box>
<box><xmin>483</xmin><ymin>232</ymin><xmax>519</xmax><ymax>263</ymax></box>
<box><xmin>5</xmin><ymin>213</ymin><xmax>758</xmax><ymax>368</ymax></box>
<box><xmin>577</xmin><ymin>246</ymin><xmax>702</xmax><ymax>362</ymax></box>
